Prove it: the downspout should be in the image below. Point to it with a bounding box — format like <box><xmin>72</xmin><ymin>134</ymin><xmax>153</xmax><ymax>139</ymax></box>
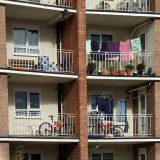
<box><xmin>129</xmin><ymin>18</ymin><xmax>155</xmax><ymax>38</ymax></box>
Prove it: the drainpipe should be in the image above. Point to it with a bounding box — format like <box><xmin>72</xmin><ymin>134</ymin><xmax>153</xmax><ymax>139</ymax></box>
<box><xmin>129</xmin><ymin>18</ymin><xmax>155</xmax><ymax>38</ymax></box>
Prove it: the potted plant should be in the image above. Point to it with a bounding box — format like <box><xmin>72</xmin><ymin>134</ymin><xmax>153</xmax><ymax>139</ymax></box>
<box><xmin>109</xmin><ymin>65</ymin><xmax>117</xmax><ymax>76</ymax></box>
<box><xmin>14</xmin><ymin>145</ymin><xmax>25</xmax><ymax>160</ymax></box>
<box><xmin>102</xmin><ymin>68</ymin><xmax>108</xmax><ymax>76</ymax></box>
<box><xmin>137</xmin><ymin>64</ymin><xmax>145</xmax><ymax>76</ymax></box>
<box><xmin>88</xmin><ymin>63</ymin><xmax>96</xmax><ymax>74</ymax></box>
<box><xmin>118</xmin><ymin>69</ymin><xmax>125</xmax><ymax>76</ymax></box>
<box><xmin>125</xmin><ymin>64</ymin><xmax>134</xmax><ymax>76</ymax></box>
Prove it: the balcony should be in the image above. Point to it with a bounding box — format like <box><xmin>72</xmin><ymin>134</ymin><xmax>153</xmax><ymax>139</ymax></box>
<box><xmin>86</xmin><ymin>0</ymin><xmax>151</xmax><ymax>12</ymax></box>
<box><xmin>88</xmin><ymin>114</ymin><xmax>153</xmax><ymax>138</ymax></box>
<box><xmin>87</xmin><ymin>52</ymin><xmax>154</xmax><ymax>76</ymax></box>
<box><xmin>6</xmin><ymin>45</ymin><xmax>74</xmax><ymax>74</ymax></box>
<box><xmin>5</xmin><ymin>0</ymin><xmax>73</xmax><ymax>8</ymax></box>
<box><xmin>9</xmin><ymin>111</ymin><xmax>75</xmax><ymax>137</ymax></box>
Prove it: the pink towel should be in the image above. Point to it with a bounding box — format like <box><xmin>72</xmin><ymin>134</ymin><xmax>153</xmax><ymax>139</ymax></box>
<box><xmin>120</xmin><ymin>40</ymin><xmax>132</xmax><ymax>61</ymax></box>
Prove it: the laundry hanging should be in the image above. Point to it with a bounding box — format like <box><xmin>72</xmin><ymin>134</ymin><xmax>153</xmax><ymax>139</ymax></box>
<box><xmin>95</xmin><ymin>97</ymin><xmax>114</xmax><ymax>121</ymax></box>
<box><xmin>120</xmin><ymin>40</ymin><xmax>132</xmax><ymax>61</ymax></box>
<box><xmin>116</xmin><ymin>99</ymin><xmax>129</xmax><ymax>133</ymax></box>
<box><xmin>108</xmin><ymin>42</ymin><xmax>120</xmax><ymax>60</ymax></box>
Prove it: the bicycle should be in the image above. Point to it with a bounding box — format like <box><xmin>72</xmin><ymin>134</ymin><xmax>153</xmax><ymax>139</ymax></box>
<box><xmin>91</xmin><ymin>116</ymin><xmax>124</xmax><ymax>137</ymax></box>
<box><xmin>39</xmin><ymin>115</ymin><xmax>73</xmax><ymax>136</ymax></box>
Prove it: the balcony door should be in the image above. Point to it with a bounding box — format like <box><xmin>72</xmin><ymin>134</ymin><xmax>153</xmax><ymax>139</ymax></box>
<box><xmin>138</xmin><ymin>148</ymin><xmax>147</xmax><ymax>160</ymax></box>
<box><xmin>138</xmin><ymin>88</ymin><xmax>147</xmax><ymax>135</ymax></box>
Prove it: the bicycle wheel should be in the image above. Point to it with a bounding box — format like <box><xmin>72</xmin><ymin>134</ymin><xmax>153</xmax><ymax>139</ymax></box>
<box><xmin>39</xmin><ymin>122</ymin><xmax>52</xmax><ymax>136</ymax></box>
<box><xmin>112</xmin><ymin>126</ymin><xmax>124</xmax><ymax>137</ymax></box>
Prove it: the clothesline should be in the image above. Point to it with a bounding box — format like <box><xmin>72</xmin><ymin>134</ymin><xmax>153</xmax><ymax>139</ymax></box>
<box><xmin>88</xmin><ymin>90</ymin><xmax>154</xmax><ymax>102</ymax></box>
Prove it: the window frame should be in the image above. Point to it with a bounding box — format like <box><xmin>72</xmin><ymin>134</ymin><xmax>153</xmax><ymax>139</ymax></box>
<box><xmin>89</xmin><ymin>91</ymin><xmax>113</xmax><ymax>112</ymax></box>
<box><xmin>14</xmin><ymin>88</ymin><xmax>41</xmax><ymax>118</ymax></box>
<box><xmin>24</xmin><ymin>151</ymin><xmax>42</xmax><ymax>160</ymax></box>
<box><xmin>138</xmin><ymin>148</ymin><xmax>147</xmax><ymax>160</ymax></box>
<box><xmin>91</xmin><ymin>151</ymin><xmax>114</xmax><ymax>160</ymax></box>
<box><xmin>12</xmin><ymin>24</ymin><xmax>40</xmax><ymax>56</ymax></box>
<box><xmin>87</xmin><ymin>30</ymin><xmax>114</xmax><ymax>53</ymax></box>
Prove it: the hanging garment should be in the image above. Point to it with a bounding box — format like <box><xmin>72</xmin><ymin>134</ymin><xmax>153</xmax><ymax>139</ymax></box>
<box><xmin>116</xmin><ymin>99</ymin><xmax>129</xmax><ymax>133</ymax></box>
<box><xmin>120</xmin><ymin>40</ymin><xmax>132</xmax><ymax>61</ymax></box>
<box><xmin>95</xmin><ymin>97</ymin><xmax>106</xmax><ymax>112</ymax></box>
<box><xmin>104</xmin><ymin>98</ymin><xmax>114</xmax><ymax>121</ymax></box>
<box><xmin>95</xmin><ymin>97</ymin><xmax>114</xmax><ymax>121</ymax></box>
<box><xmin>108</xmin><ymin>42</ymin><xmax>120</xmax><ymax>60</ymax></box>
<box><xmin>116</xmin><ymin>100</ymin><xmax>126</xmax><ymax>122</ymax></box>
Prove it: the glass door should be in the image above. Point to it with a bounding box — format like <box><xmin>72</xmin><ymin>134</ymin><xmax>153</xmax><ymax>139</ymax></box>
<box><xmin>138</xmin><ymin>89</ymin><xmax>147</xmax><ymax>135</ymax></box>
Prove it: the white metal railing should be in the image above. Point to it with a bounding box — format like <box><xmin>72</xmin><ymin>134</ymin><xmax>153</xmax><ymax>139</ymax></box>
<box><xmin>7</xmin><ymin>0</ymin><xmax>73</xmax><ymax>7</ymax></box>
<box><xmin>6</xmin><ymin>45</ymin><xmax>74</xmax><ymax>73</ymax></box>
<box><xmin>9</xmin><ymin>111</ymin><xmax>75</xmax><ymax>136</ymax></box>
<box><xmin>88</xmin><ymin>114</ymin><xmax>153</xmax><ymax>137</ymax></box>
<box><xmin>86</xmin><ymin>0</ymin><xmax>151</xmax><ymax>12</ymax></box>
<box><xmin>87</xmin><ymin>52</ymin><xmax>154</xmax><ymax>74</ymax></box>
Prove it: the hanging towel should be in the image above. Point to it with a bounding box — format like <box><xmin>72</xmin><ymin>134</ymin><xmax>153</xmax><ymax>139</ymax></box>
<box><xmin>108</xmin><ymin>42</ymin><xmax>120</xmax><ymax>60</ymax></box>
<box><xmin>116</xmin><ymin>99</ymin><xmax>129</xmax><ymax>133</ymax></box>
<box><xmin>116</xmin><ymin>100</ymin><xmax>126</xmax><ymax>122</ymax></box>
<box><xmin>120</xmin><ymin>40</ymin><xmax>132</xmax><ymax>61</ymax></box>
<box><xmin>95</xmin><ymin>97</ymin><xmax>106</xmax><ymax>112</ymax></box>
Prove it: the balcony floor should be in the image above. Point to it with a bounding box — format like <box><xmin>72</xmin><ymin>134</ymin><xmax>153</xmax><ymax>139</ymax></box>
<box><xmin>0</xmin><ymin>68</ymin><xmax>78</xmax><ymax>84</ymax></box>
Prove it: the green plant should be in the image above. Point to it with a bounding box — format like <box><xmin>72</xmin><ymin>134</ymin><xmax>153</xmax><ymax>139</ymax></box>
<box><xmin>109</xmin><ymin>65</ymin><xmax>116</xmax><ymax>70</ymax></box>
<box><xmin>88</xmin><ymin>63</ymin><xmax>96</xmax><ymax>70</ymax></box>
<box><xmin>125</xmin><ymin>64</ymin><xmax>134</xmax><ymax>70</ymax></box>
<box><xmin>15</xmin><ymin>145</ymin><xmax>25</xmax><ymax>159</ymax></box>
<box><xmin>137</xmin><ymin>64</ymin><xmax>145</xmax><ymax>71</ymax></box>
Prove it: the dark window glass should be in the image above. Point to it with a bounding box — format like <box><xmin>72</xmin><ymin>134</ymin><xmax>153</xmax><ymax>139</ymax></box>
<box><xmin>15</xmin><ymin>91</ymin><xmax>27</xmax><ymax>109</ymax></box>
<box><xmin>103</xmin><ymin>153</ymin><xmax>114</xmax><ymax>160</ymax></box>
<box><xmin>31</xmin><ymin>154</ymin><xmax>41</xmax><ymax>160</ymax></box>
<box><xmin>92</xmin><ymin>154</ymin><xmax>101</xmax><ymax>160</ymax></box>
<box><xmin>30</xmin><ymin>93</ymin><xmax>40</xmax><ymax>109</ymax></box>
<box><xmin>140</xmin><ymin>154</ymin><xmax>146</xmax><ymax>160</ymax></box>
<box><xmin>91</xmin><ymin>34</ymin><xmax>100</xmax><ymax>51</ymax></box>
<box><xmin>140</xmin><ymin>34</ymin><xmax>145</xmax><ymax>51</ymax></box>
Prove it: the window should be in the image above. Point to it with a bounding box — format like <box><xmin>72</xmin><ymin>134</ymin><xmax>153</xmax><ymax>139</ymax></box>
<box><xmin>92</xmin><ymin>153</ymin><xmax>114</xmax><ymax>160</ymax></box>
<box><xmin>24</xmin><ymin>153</ymin><xmax>42</xmax><ymax>160</ymax></box>
<box><xmin>138</xmin><ymin>148</ymin><xmax>147</xmax><ymax>160</ymax></box>
<box><xmin>13</xmin><ymin>25</ymin><xmax>40</xmax><ymax>55</ymax></box>
<box><xmin>140</xmin><ymin>33</ymin><xmax>145</xmax><ymax>52</ymax></box>
<box><xmin>15</xmin><ymin>89</ymin><xmax>41</xmax><ymax>117</ymax></box>
<box><xmin>91</xmin><ymin>34</ymin><xmax>113</xmax><ymax>51</ymax></box>
<box><xmin>90</xmin><ymin>93</ymin><xmax>112</xmax><ymax>112</ymax></box>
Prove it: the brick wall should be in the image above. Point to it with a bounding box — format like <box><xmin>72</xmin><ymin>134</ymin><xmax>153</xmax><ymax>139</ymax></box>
<box><xmin>0</xmin><ymin>4</ymin><xmax>7</xmax><ymax>68</ymax></box>
<box><xmin>0</xmin><ymin>5</ymin><xmax>8</xmax><ymax>136</ymax></box>
<box><xmin>62</xmin><ymin>0</ymin><xmax>88</xmax><ymax>159</ymax></box>
<box><xmin>155</xmin><ymin>19</ymin><xmax>160</xmax><ymax>76</ymax></box>
<box><xmin>0</xmin><ymin>143</ymin><xmax>10</xmax><ymax>160</ymax></box>
<box><xmin>133</xmin><ymin>143</ymin><xmax>155</xmax><ymax>160</ymax></box>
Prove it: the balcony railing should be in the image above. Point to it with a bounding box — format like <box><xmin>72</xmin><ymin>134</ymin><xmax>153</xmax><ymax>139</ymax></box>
<box><xmin>88</xmin><ymin>114</ymin><xmax>153</xmax><ymax>137</ymax></box>
<box><xmin>6</xmin><ymin>45</ymin><xmax>74</xmax><ymax>73</ymax></box>
<box><xmin>6</xmin><ymin>0</ymin><xmax>73</xmax><ymax>7</ymax></box>
<box><xmin>9</xmin><ymin>111</ymin><xmax>75</xmax><ymax>136</ymax></box>
<box><xmin>87</xmin><ymin>52</ymin><xmax>154</xmax><ymax>75</ymax></box>
<box><xmin>86</xmin><ymin>0</ymin><xmax>151</xmax><ymax>12</ymax></box>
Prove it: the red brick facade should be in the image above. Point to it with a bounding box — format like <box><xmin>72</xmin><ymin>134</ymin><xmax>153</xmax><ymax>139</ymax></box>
<box><xmin>0</xmin><ymin>143</ymin><xmax>10</xmax><ymax>160</ymax></box>
<box><xmin>62</xmin><ymin>0</ymin><xmax>88</xmax><ymax>159</ymax></box>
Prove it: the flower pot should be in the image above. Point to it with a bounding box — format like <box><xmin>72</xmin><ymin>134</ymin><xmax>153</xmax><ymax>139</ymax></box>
<box><xmin>138</xmin><ymin>70</ymin><xmax>143</xmax><ymax>76</ymax></box>
<box><xmin>110</xmin><ymin>69</ymin><xmax>117</xmax><ymax>76</ymax></box>
<box><xmin>89</xmin><ymin>70</ymin><xmax>94</xmax><ymax>74</ymax></box>
<box><xmin>126</xmin><ymin>69</ymin><xmax>132</xmax><ymax>76</ymax></box>
<box><xmin>18</xmin><ymin>157</ymin><xmax>23</xmax><ymax>160</ymax></box>
<box><xmin>102</xmin><ymin>69</ymin><xmax>108</xmax><ymax>76</ymax></box>
<box><xmin>118</xmin><ymin>70</ymin><xmax>125</xmax><ymax>76</ymax></box>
